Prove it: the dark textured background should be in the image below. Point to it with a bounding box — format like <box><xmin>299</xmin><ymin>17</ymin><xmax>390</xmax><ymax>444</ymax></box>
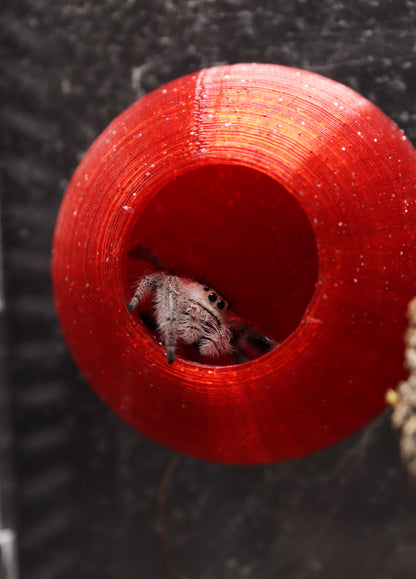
<box><xmin>2</xmin><ymin>1</ymin><xmax>416</xmax><ymax>578</ymax></box>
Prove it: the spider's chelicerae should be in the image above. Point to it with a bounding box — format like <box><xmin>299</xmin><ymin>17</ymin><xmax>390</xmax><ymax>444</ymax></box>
<box><xmin>127</xmin><ymin>245</ymin><xmax>277</xmax><ymax>364</ymax></box>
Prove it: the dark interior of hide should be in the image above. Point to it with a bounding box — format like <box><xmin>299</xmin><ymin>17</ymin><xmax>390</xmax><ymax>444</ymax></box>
<box><xmin>125</xmin><ymin>165</ymin><xmax>318</xmax><ymax>365</ymax></box>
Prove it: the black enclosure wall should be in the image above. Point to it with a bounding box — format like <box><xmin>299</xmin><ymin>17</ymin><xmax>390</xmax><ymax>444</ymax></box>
<box><xmin>2</xmin><ymin>2</ymin><xmax>416</xmax><ymax>578</ymax></box>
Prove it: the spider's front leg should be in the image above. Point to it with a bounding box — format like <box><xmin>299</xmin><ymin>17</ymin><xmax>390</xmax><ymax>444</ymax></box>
<box><xmin>127</xmin><ymin>272</ymin><xmax>165</xmax><ymax>312</ymax></box>
<box><xmin>127</xmin><ymin>273</ymin><xmax>182</xmax><ymax>364</ymax></box>
<box><xmin>153</xmin><ymin>276</ymin><xmax>183</xmax><ymax>364</ymax></box>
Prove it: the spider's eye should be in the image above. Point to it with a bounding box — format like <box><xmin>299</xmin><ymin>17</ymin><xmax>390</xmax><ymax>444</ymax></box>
<box><xmin>216</xmin><ymin>300</ymin><xmax>225</xmax><ymax>310</ymax></box>
<box><xmin>203</xmin><ymin>284</ymin><xmax>210</xmax><ymax>291</ymax></box>
<box><xmin>208</xmin><ymin>292</ymin><xmax>217</xmax><ymax>303</ymax></box>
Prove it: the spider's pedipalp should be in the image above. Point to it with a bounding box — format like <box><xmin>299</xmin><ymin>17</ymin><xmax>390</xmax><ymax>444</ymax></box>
<box><xmin>198</xmin><ymin>324</ymin><xmax>234</xmax><ymax>358</ymax></box>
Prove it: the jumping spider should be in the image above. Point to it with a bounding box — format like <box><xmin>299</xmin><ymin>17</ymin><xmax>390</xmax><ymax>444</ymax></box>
<box><xmin>127</xmin><ymin>245</ymin><xmax>277</xmax><ymax>364</ymax></box>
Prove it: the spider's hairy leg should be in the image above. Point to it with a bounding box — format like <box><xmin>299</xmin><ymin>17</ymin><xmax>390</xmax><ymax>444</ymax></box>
<box><xmin>154</xmin><ymin>276</ymin><xmax>182</xmax><ymax>364</ymax></box>
<box><xmin>229</xmin><ymin>318</ymin><xmax>277</xmax><ymax>363</ymax></box>
<box><xmin>127</xmin><ymin>272</ymin><xmax>165</xmax><ymax>312</ymax></box>
<box><xmin>128</xmin><ymin>243</ymin><xmax>172</xmax><ymax>272</ymax></box>
<box><xmin>243</xmin><ymin>331</ymin><xmax>277</xmax><ymax>353</ymax></box>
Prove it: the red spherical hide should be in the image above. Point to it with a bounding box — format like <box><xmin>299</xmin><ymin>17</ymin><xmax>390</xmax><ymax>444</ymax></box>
<box><xmin>52</xmin><ymin>63</ymin><xmax>416</xmax><ymax>464</ymax></box>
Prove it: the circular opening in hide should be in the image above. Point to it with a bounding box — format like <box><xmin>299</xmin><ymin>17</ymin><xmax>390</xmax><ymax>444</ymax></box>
<box><xmin>125</xmin><ymin>164</ymin><xmax>318</xmax><ymax>365</ymax></box>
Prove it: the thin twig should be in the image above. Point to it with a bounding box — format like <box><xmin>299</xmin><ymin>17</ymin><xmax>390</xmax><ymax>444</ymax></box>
<box><xmin>156</xmin><ymin>454</ymin><xmax>190</xmax><ymax>579</ymax></box>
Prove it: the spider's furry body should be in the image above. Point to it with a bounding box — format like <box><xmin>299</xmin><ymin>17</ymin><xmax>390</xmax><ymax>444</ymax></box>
<box><xmin>127</xmin><ymin>245</ymin><xmax>277</xmax><ymax>364</ymax></box>
<box><xmin>128</xmin><ymin>273</ymin><xmax>233</xmax><ymax>363</ymax></box>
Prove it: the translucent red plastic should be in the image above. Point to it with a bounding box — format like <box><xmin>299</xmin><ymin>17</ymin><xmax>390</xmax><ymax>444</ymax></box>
<box><xmin>52</xmin><ymin>64</ymin><xmax>416</xmax><ymax>463</ymax></box>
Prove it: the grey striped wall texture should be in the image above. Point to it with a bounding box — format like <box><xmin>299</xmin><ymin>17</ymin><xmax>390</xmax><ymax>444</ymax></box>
<box><xmin>2</xmin><ymin>1</ymin><xmax>416</xmax><ymax>578</ymax></box>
